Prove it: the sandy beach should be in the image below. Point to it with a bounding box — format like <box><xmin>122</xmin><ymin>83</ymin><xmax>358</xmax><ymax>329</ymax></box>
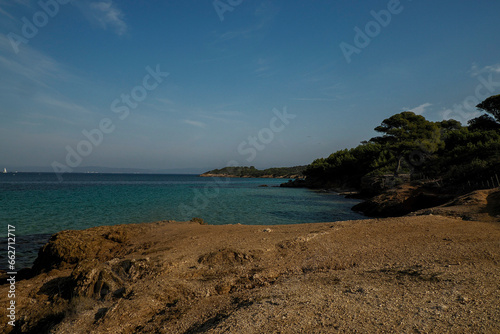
<box><xmin>1</xmin><ymin>189</ymin><xmax>499</xmax><ymax>333</ymax></box>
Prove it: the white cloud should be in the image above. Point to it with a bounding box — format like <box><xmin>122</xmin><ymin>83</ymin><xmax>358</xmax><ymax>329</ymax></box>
<box><xmin>483</xmin><ymin>64</ymin><xmax>500</xmax><ymax>73</ymax></box>
<box><xmin>409</xmin><ymin>103</ymin><xmax>432</xmax><ymax>115</ymax></box>
<box><xmin>91</xmin><ymin>1</ymin><xmax>127</xmax><ymax>35</ymax></box>
<box><xmin>75</xmin><ymin>1</ymin><xmax>127</xmax><ymax>36</ymax></box>
<box><xmin>183</xmin><ymin>119</ymin><xmax>207</xmax><ymax>129</ymax></box>
<box><xmin>470</xmin><ymin>62</ymin><xmax>500</xmax><ymax>77</ymax></box>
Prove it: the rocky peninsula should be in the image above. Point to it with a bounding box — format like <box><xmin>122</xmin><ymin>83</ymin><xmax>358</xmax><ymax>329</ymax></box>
<box><xmin>1</xmin><ymin>189</ymin><xmax>499</xmax><ymax>333</ymax></box>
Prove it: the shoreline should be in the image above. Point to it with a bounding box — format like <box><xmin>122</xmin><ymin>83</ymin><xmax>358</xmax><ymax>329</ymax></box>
<box><xmin>0</xmin><ymin>189</ymin><xmax>499</xmax><ymax>333</ymax></box>
<box><xmin>199</xmin><ymin>173</ymin><xmax>303</xmax><ymax>179</ymax></box>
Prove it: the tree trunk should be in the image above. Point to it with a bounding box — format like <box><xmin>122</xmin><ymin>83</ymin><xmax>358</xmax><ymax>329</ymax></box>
<box><xmin>394</xmin><ymin>156</ymin><xmax>404</xmax><ymax>176</ymax></box>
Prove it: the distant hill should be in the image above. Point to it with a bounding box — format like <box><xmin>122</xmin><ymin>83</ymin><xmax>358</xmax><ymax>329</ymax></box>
<box><xmin>200</xmin><ymin>166</ymin><xmax>307</xmax><ymax>179</ymax></box>
<box><xmin>4</xmin><ymin>166</ymin><xmax>208</xmax><ymax>174</ymax></box>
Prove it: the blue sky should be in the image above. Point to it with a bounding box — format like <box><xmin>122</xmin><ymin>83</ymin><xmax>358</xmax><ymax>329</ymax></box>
<box><xmin>1</xmin><ymin>0</ymin><xmax>499</xmax><ymax>172</ymax></box>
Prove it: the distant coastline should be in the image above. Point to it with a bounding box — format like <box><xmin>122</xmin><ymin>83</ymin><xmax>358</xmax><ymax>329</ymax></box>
<box><xmin>199</xmin><ymin>173</ymin><xmax>300</xmax><ymax>179</ymax></box>
<box><xmin>199</xmin><ymin>165</ymin><xmax>306</xmax><ymax>179</ymax></box>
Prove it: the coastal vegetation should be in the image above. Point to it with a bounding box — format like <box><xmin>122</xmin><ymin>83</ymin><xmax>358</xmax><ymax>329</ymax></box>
<box><xmin>303</xmin><ymin>94</ymin><xmax>500</xmax><ymax>192</ymax></box>
<box><xmin>201</xmin><ymin>165</ymin><xmax>306</xmax><ymax>178</ymax></box>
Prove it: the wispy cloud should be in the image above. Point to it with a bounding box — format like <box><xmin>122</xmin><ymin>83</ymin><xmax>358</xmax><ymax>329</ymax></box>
<box><xmin>1</xmin><ymin>0</ymin><xmax>127</xmax><ymax>36</ymax></box>
<box><xmin>254</xmin><ymin>1</ymin><xmax>279</xmax><ymax>24</ymax></box>
<box><xmin>300</xmin><ymin>62</ymin><xmax>337</xmax><ymax>84</ymax></box>
<box><xmin>195</xmin><ymin>53</ymin><xmax>237</xmax><ymax>64</ymax></box>
<box><xmin>255</xmin><ymin>58</ymin><xmax>270</xmax><ymax>73</ymax></box>
<box><xmin>213</xmin><ymin>2</ymin><xmax>277</xmax><ymax>43</ymax></box>
<box><xmin>0</xmin><ymin>0</ymin><xmax>31</xmax><ymax>13</ymax></box>
<box><xmin>292</xmin><ymin>97</ymin><xmax>338</xmax><ymax>102</ymax></box>
<box><xmin>0</xmin><ymin>34</ymin><xmax>77</xmax><ymax>91</ymax></box>
<box><xmin>35</xmin><ymin>94</ymin><xmax>93</xmax><ymax>116</ymax></box>
<box><xmin>156</xmin><ymin>98</ymin><xmax>174</xmax><ymax>105</ymax></box>
<box><xmin>183</xmin><ymin>119</ymin><xmax>207</xmax><ymax>129</ymax></box>
<box><xmin>485</xmin><ymin>64</ymin><xmax>500</xmax><ymax>73</ymax></box>
<box><xmin>254</xmin><ymin>57</ymin><xmax>276</xmax><ymax>78</ymax></box>
<box><xmin>0</xmin><ymin>0</ymin><xmax>31</xmax><ymax>6</ymax></box>
<box><xmin>470</xmin><ymin>63</ymin><xmax>500</xmax><ymax>77</ymax></box>
<box><xmin>200</xmin><ymin>111</ymin><xmax>244</xmax><ymax>124</ymax></box>
<box><xmin>24</xmin><ymin>111</ymin><xmax>78</xmax><ymax>126</ymax></box>
<box><xmin>408</xmin><ymin>103</ymin><xmax>432</xmax><ymax>115</ymax></box>
<box><xmin>75</xmin><ymin>0</ymin><xmax>127</xmax><ymax>36</ymax></box>
<box><xmin>139</xmin><ymin>97</ymin><xmax>178</xmax><ymax>114</ymax></box>
<box><xmin>0</xmin><ymin>34</ymin><xmax>95</xmax><ymax>129</ymax></box>
<box><xmin>213</xmin><ymin>110</ymin><xmax>243</xmax><ymax>117</ymax></box>
<box><xmin>0</xmin><ymin>6</ymin><xmax>15</xmax><ymax>20</ymax></box>
<box><xmin>215</xmin><ymin>11</ymin><xmax>271</xmax><ymax>41</ymax></box>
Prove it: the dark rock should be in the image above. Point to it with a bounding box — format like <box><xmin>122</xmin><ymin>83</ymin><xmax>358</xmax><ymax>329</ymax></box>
<box><xmin>352</xmin><ymin>186</ymin><xmax>454</xmax><ymax>217</ymax></box>
<box><xmin>190</xmin><ymin>217</ymin><xmax>206</xmax><ymax>225</ymax></box>
<box><xmin>70</xmin><ymin>259</ymin><xmax>125</xmax><ymax>300</ymax></box>
<box><xmin>69</xmin><ymin>257</ymin><xmax>153</xmax><ymax>300</ymax></box>
<box><xmin>32</xmin><ymin>226</ymin><xmax>130</xmax><ymax>274</ymax></box>
<box><xmin>280</xmin><ymin>179</ymin><xmax>308</xmax><ymax>188</ymax></box>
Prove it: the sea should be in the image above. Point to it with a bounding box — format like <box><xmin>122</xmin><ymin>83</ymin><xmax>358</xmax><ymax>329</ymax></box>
<box><xmin>0</xmin><ymin>173</ymin><xmax>366</xmax><ymax>270</ymax></box>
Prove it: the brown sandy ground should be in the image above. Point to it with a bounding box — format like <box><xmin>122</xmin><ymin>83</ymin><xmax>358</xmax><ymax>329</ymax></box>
<box><xmin>1</xmin><ymin>190</ymin><xmax>499</xmax><ymax>333</ymax></box>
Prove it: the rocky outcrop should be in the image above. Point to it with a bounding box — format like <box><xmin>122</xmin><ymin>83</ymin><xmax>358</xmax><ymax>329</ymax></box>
<box><xmin>69</xmin><ymin>257</ymin><xmax>154</xmax><ymax>300</ymax></box>
<box><xmin>32</xmin><ymin>226</ymin><xmax>130</xmax><ymax>274</ymax></box>
<box><xmin>352</xmin><ymin>184</ymin><xmax>454</xmax><ymax>217</ymax></box>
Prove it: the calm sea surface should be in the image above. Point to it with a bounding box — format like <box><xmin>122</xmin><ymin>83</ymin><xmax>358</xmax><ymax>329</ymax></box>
<box><xmin>0</xmin><ymin>173</ymin><xmax>365</xmax><ymax>269</ymax></box>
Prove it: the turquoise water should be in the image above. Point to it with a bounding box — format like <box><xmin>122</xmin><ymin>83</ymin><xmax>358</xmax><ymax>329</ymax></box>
<box><xmin>0</xmin><ymin>173</ymin><xmax>365</xmax><ymax>269</ymax></box>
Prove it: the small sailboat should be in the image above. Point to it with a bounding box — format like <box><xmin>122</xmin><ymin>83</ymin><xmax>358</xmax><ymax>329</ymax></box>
<box><xmin>3</xmin><ymin>168</ymin><xmax>7</xmax><ymax>173</ymax></box>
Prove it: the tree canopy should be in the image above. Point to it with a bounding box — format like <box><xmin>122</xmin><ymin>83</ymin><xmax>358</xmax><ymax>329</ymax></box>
<box><xmin>203</xmin><ymin>165</ymin><xmax>306</xmax><ymax>178</ymax></box>
<box><xmin>467</xmin><ymin>114</ymin><xmax>500</xmax><ymax>131</ymax></box>
<box><xmin>303</xmin><ymin>94</ymin><xmax>500</xmax><ymax>191</ymax></box>
<box><xmin>476</xmin><ymin>94</ymin><xmax>500</xmax><ymax>123</ymax></box>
